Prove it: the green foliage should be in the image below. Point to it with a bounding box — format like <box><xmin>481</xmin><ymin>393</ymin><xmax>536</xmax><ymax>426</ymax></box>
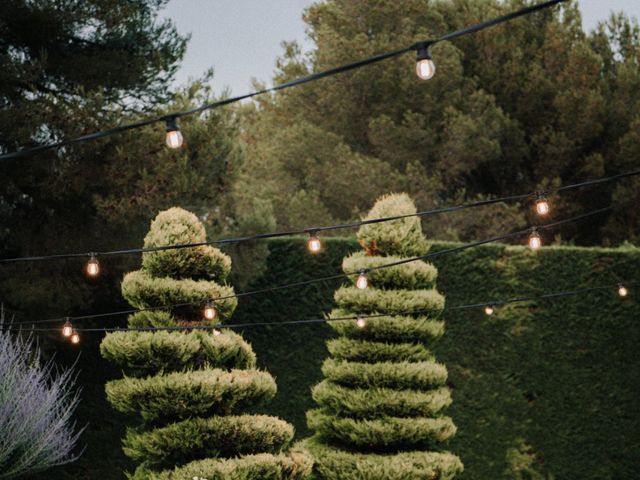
<box><xmin>334</xmin><ymin>286</ymin><xmax>445</xmax><ymax>316</ymax></box>
<box><xmin>312</xmin><ymin>381</ymin><xmax>452</xmax><ymax>418</ymax></box>
<box><xmin>301</xmin><ymin>439</ymin><xmax>463</xmax><ymax>480</ymax></box>
<box><xmin>133</xmin><ymin>452</ymin><xmax>313</xmax><ymax>480</ymax></box>
<box><xmin>121</xmin><ymin>270</ymin><xmax>237</xmax><ymax>323</ymax></box>
<box><xmin>105</xmin><ymin>368</ymin><xmax>277</xmax><ymax>422</ymax></box>
<box><xmin>100</xmin><ymin>208</ymin><xmax>306</xmax><ymax>479</ymax></box>
<box><xmin>0</xmin><ymin>0</ymin><xmax>190</xmax><ymax>318</ymax></box>
<box><xmin>303</xmin><ymin>194</ymin><xmax>460</xmax><ymax>478</ymax></box>
<box><xmin>100</xmin><ymin>330</ymin><xmax>256</xmax><ymax>376</ymax></box>
<box><xmin>39</xmin><ymin>237</ymin><xmax>640</xmax><ymax>479</ymax></box>
<box><xmin>343</xmin><ymin>252</ymin><xmax>438</xmax><ymax>289</ymax></box>
<box><xmin>236</xmin><ymin>0</ymin><xmax>640</xmax><ymax>245</ymax></box>
<box><xmin>321</xmin><ymin>359</ymin><xmax>448</xmax><ymax>390</ymax></box>
<box><xmin>123</xmin><ymin>415</ymin><xmax>294</xmax><ymax>469</ymax></box>
<box><xmin>327</xmin><ymin>337</ymin><xmax>434</xmax><ymax>363</ymax></box>
<box><xmin>142</xmin><ymin>208</ymin><xmax>232</xmax><ymax>281</ymax></box>
<box><xmin>328</xmin><ymin>309</ymin><xmax>444</xmax><ymax>343</ymax></box>
<box><xmin>307</xmin><ymin>410</ymin><xmax>457</xmax><ymax>451</ymax></box>
<box><xmin>357</xmin><ymin>193</ymin><xmax>430</xmax><ymax>256</ymax></box>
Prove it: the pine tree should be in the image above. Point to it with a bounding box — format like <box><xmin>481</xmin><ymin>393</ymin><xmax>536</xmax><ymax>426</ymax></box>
<box><xmin>301</xmin><ymin>193</ymin><xmax>463</xmax><ymax>479</ymax></box>
<box><xmin>100</xmin><ymin>207</ymin><xmax>311</xmax><ymax>479</ymax></box>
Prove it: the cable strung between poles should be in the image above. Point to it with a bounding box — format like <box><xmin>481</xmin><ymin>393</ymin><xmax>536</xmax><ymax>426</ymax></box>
<box><xmin>1</xmin><ymin>166</ymin><xmax>635</xmax><ymax>265</ymax></box>
<box><xmin>7</xmin><ymin>205</ymin><xmax>612</xmax><ymax>327</ymax></box>
<box><xmin>0</xmin><ymin>0</ymin><xmax>566</xmax><ymax>161</ymax></box>
<box><xmin>4</xmin><ymin>281</ymin><xmax>633</xmax><ymax>334</ymax></box>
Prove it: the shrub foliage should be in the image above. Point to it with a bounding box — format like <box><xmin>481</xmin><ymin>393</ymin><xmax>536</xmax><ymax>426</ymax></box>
<box><xmin>302</xmin><ymin>193</ymin><xmax>463</xmax><ymax>478</ymax></box>
<box><xmin>100</xmin><ymin>207</ymin><xmax>311</xmax><ymax>478</ymax></box>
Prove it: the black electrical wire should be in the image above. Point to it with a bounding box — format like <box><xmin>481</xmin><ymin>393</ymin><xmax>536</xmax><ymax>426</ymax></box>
<box><xmin>0</xmin><ymin>0</ymin><xmax>566</xmax><ymax>161</ymax></box>
<box><xmin>2</xmin><ymin>167</ymin><xmax>636</xmax><ymax>265</ymax></box>
<box><xmin>4</xmin><ymin>280</ymin><xmax>632</xmax><ymax>334</ymax></box>
<box><xmin>7</xmin><ymin>205</ymin><xmax>611</xmax><ymax>327</ymax></box>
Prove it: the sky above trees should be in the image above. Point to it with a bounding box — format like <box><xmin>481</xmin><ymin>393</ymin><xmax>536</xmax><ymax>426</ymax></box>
<box><xmin>163</xmin><ymin>0</ymin><xmax>640</xmax><ymax>93</ymax></box>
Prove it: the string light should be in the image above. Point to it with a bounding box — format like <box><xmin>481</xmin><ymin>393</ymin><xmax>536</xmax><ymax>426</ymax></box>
<box><xmin>535</xmin><ymin>193</ymin><xmax>549</xmax><ymax>215</ymax></box>
<box><xmin>62</xmin><ymin>319</ymin><xmax>73</xmax><ymax>337</ymax></box>
<box><xmin>0</xmin><ymin>0</ymin><xmax>564</xmax><ymax>162</ymax></box>
<box><xmin>415</xmin><ymin>44</ymin><xmax>436</xmax><ymax>80</ymax></box>
<box><xmin>5</xmin><ymin>281</ymin><xmax>634</xmax><ymax>337</ymax></box>
<box><xmin>3</xmin><ymin>170</ymin><xmax>636</xmax><ymax>267</ymax></box>
<box><xmin>165</xmin><ymin>117</ymin><xmax>183</xmax><ymax>149</ymax></box>
<box><xmin>356</xmin><ymin>269</ymin><xmax>369</xmax><ymax>290</ymax></box>
<box><xmin>356</xmin><ymin>316</ymin><xmax>366</xmax><ymax>328</ymax></box>
<box><xmin>70</xmin><ymin>329</ymin><xmax>80</xmax><ymax>344</ymax></box>
<box><xmin>529</xmin><ymin>228</ymin><xmax>542</xmax><ymax>250</ymax></box>
<box><xmin>307</xmin><ymin>232</ymin><xmax>322</xmax><ymax>253</ymax></box>
<box><xmin>618</xmin><ymin>284</ymin><xmax>629</xmax><ymax>297</ymax></box>
<box><xmin>203</xmin><ymin>301</ymin><xmax>216</xmax><ymax>320</ymax></box>
<box><xmin>86</xmin><ymin>254</ymin><xmax>99</xmax><ymax>277</ymax></box>
<box><xmin>213</xmin><ymin>328</ymin><xmax>221</xmax><ymax>336</ymax></box>
<box><xmin>484</xmin><ymin>305</ymin><xmax>494</xmax><ymax>316</ymax></box>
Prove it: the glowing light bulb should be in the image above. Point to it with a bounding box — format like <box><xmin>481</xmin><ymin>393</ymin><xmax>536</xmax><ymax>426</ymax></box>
<box><xmin>307</xmin><ymin>233</ymin><xmax>322</xmax><ymax>253</ymax></box>
<box><xmin>70</xmin><ymin>330</ymin><xmax>80</xmax><ymax>344</ymax></box>
<box><xmin>535</xmin><ymin>195</ymin><xmax>549</xmax><ymax>216</ymax></box>
<box><xmin>356</xmin><ymin>316</ymin><xmax>366</xmax><ymax>328</ymax></box>
<box><xmin>203</xmin><ymin>301</ymin><xmax>216</xmax><ymax>320</ymax></box>
<box><xmin>529</xmin><ymin>229</ymin><xmax>542</xmax><ymax>250</ymax></box>
<box><xmin>62</xmin><ymin>319</ymin><xmax>73</xmax><ymax>337</ymax></box>
<box><xmin>356</xmin><ymin>270</ymin><xmax>368</xmax><ymax>289</ymax></box>
<box><xmin>618</xmin><ymin>284</ymin><xmax>629</xmax><ymax>297</ymax></box>
<box><xmin>86</xmin><ymin>254</ymin><xmax>100</xmax><ymax>277</ymax></box>
<box><xmin>415</xmin><ymin>45</ymin><xmax>436</xmax><ymax>80</ymax></box>
<box><xmin>165</xmin><ymin>118</ymin><xmax>183</xmax><ymax>149</ymax></box>
<box><xmin>213</xmin><ymin>328</ymin><xmax>222</xmax><ymax>336</ymax></box>
<box><xmin>484</xmin><ymin>305</ymin><xmax>494</xmax><ymax>316</ymax></box>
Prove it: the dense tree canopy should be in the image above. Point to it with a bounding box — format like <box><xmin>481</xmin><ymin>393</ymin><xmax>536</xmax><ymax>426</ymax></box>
<box><xmin>235</xmin><ymin>0</ymin><xmax>640</xmax><ymax>245</ymax></box>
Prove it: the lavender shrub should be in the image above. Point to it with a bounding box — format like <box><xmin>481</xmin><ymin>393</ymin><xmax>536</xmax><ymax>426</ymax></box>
<box><xmin>0</xmin><ymin>328</ymin><xmax>83</xmax><ymax>479</ymax></box>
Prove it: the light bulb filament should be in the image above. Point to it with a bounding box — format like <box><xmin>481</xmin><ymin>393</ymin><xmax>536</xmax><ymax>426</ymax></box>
<box><xmin>356</xmin><ymin>269</ymin><xmax>368</xmax><ymax>289</ymax></box>
<box><xmin>86</xmin><ymin>254</ymin><xmax>100</xmax><ymax>277</ymax></box>
<box><xmin>307</xmin><ymin>232</ymin><xmax>322</xmax><ymax>253</ymax></box>
<box><xmin>529</xmin><ymin>229</ymin><xmax>542</xmax><ymax>250</ymax></box>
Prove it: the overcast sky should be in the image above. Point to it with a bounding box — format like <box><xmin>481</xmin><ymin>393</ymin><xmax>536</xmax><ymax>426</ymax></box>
<box><xmin>162</xmin><ymin>0</ymin><xmax>640</xmax><ymax>94</ymax></box>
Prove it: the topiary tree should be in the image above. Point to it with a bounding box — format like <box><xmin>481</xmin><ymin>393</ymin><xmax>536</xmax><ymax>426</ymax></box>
<box><xmin>100</xmin><ymin>207</ymin><xmax>311</xmax><ymax>480</ymax></box>
<box><xmin>301</xmin><ymin>193</ymin><xmax>463</xmax><ymax>479</ymax></box>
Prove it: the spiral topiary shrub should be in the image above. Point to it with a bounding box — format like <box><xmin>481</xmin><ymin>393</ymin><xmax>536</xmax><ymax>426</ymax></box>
<box><xmin>300</xmin><ymin>193</ymin><xmax>463</xmax><ymax>479</ymax></box>
<box><xmin>100</xmin><ymin>207</ymin><xmax>311</xmax><ymax>479</ymax></box>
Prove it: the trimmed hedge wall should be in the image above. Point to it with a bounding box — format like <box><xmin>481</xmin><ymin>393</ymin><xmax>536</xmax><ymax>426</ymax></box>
<box><xmin>237</xmin><ymin>238</ymin><xmax>640</xmax><ymax>480</ymax></box>
<box><xmin>37</xmin><ymin>237</ymin><xmax>640</xmax><ymax>479</ymax></box>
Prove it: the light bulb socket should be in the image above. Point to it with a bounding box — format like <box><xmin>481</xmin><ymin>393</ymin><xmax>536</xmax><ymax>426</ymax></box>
<box><xmin>165</xmin><ymin>117</ymin><xmax>180</xmax><ymax>133</ymax></box>
<box><xmin>415</xmin><ymin>43</ymin><xmax>432</xmax><ymax>62</ymax></box>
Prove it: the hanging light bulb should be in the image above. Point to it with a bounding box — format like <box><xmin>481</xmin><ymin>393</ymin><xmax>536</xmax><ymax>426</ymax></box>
<box><xmin>535</xmin><ymin>193</ymin><xmax>550</xmax><ymax>216</ymax></box>
<box><xmin>62</xmin><ymin>319</ymin><xmax>73</xmax><ymax>337</ymax></box>
<box><xmin>356</xmin><ymin>269</ymin><xmax>368</xmax><ymax>289</ymax></box>
<box><xmin>618</xmin><ymin>284</ymin><xmax>629</xmax><ymax>298</ymax></box>
<box><xmin>203</xmin><ymin>301</ymin><xmax>216</xmax><ymax>320</ymax></box>
<box><xmin>415</xmin><ymin>44</ymin><xmax>436</xmax><ymax>80</ymax></box>
<box><xmin>528</xmin><ymin>228</ymin><xmax>542</xmax><ymax>250</ymax></box>
<box><xmin>165</xmin><ymin>117</ymin><xmax>184</xmax><ymax>149</ymax></box>
<box><xmin>307</xmin><ymin>232</ymin><xmax>322</xmax><ymax>254</ymax></box>
<box><xmin>86</xmin><ymin>254</ymin><xmax>100</xmax><ymax>277</ymax></box>
<box><xmin>484</xmin><ymin>305</ymin><xmax>494</xmax><ymax>316</ymax></box>
<box><xmin>213</xmin><ymin>328</ymin><xmax>222</xmax><ymax>336</ymax></box>
<box><xmin>70</xmin><ymin>329</ymin><xmax>80</xmax><ymax>344</ymax></box>
<box><xmin>356</xmin><ymin>316</ymin><xmax>366</xmax><ymax>328</ymax></box>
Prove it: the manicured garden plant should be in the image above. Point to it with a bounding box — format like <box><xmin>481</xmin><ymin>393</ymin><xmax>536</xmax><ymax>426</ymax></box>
<box><xmin>0</xmin><ymin>329</ymin><xmax>82</xmax><ymax>479</ymax></box>
<box><xmin>301</xmin><ymin>193</ymin><xmax>463</xmax><ymax>479</ymax></box>
<box><xmin>100</xmin><ymin>207</ymin><xmax>311</xmax><ymax>479</ymax></box>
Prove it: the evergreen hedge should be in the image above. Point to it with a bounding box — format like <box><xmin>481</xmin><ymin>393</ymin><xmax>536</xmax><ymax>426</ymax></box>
<box><xmin>100</xmin><ymin>208</ymin><xmax>312</xmax><ymax>479</ymax></box>
<box><xmin>301</xmin><ymin>193</ymin><xmax>463</xmax><ymax>478</ymax></box>
<box><xmin>38</xmin><ymin>231</ymin><xmax>640</xmax><ymax>479</ymax></box>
